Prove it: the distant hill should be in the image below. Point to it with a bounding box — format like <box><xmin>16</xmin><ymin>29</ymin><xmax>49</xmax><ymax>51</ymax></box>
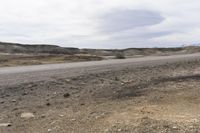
<box><xmin>1</xmin><ymin>41</ymin><xmax>200</xmax><ymax>57</ymax></box>
<box><xmin>81</xmin><ymin>47</ymin><xmax>200</xmax><ymax>57</ymax></box>
<box><xmin>0</xmin><ymin>42</ymin><xmax>79</xmax><ymax>54</ymax></box>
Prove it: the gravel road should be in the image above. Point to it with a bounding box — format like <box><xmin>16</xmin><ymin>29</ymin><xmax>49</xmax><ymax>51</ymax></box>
<box><xmin>1</xmin><ymin>53</ymin><xmax>200</xmax><ymax>86</ymax></box>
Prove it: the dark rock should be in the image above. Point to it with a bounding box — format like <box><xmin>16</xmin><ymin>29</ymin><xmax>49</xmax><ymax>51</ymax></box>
<box><xmin>63</xmin><ymin>93</ymin><xmax>70</xmax><ymax>98</ymax></box>
<box><xmin>46</xmin><ymin>103</ymin><xmax>51</xmax><ymax>106</ymax></box>
<box><xmin>22</xmin><ymin>92</ymin><xmax>28</xmax><ymax>96</ymax></box>
<box><xmin>80</xmin><ymin>103</ymin><xmax>85</xmax><ymax>106</ymax></box>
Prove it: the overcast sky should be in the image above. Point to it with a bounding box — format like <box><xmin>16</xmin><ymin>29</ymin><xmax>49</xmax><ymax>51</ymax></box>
<box><xmin>0</xmin><ymin>0</ymin><xmax>200</xmax><ymax>48</ymax></box>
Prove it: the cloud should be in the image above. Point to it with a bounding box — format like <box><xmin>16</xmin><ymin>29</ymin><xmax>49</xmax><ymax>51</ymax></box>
<box><xmin>99</xmin><ymin>9</ymin><xmax>164</xmax><ymax>32</ymax></box>
<box><xmin>0</xmin><ymin>0</ymin><xmax>200</xmax><ymax>48</ymax></box>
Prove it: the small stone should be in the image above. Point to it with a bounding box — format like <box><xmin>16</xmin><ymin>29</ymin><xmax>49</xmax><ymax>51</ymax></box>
<box><xmin>80</xmin><ymin>103</ymin><xmax>85</xmax><ymax>106</ymax></box>
<box><xmin>0</xmin><ymin>123</ymin><xmax>11</xmax><ymax>127</ymax></box>
<box><xmin>71</xmin><ymin>119</ymin><xmax>76</xmax><ymax>121</ymax></box>
<box><xmin>41</xmin><ymin>114</ymin><xmax>46</xmax><ymax>118</ymax></box>
<box><xmin>5</xmin><ymin>94</ymin><xmax>10</xmax><ymax>97</ymax></box>
<box><xmin>189</xmin><ymin>126</ymin><xmax>194</xmax><ymax>129</ymax></box>
<box><xmin>21</xmin><ymin>112</ymin><xmax>35</xmax><ymax>118</ymax></box>
<box><xmin>12</xmin><ymin>108</ymin><xmax>18</xmax><ymax>111</ymax></box>
<box><xmin>115</xmin><ymin>77</ymin><xmax>119</xmax><ymax>81</ymax></box>
<box><xmin>193</xmin><ymin>118</ymin><xmax>198</xmax><ymax>122</ymax></box>
<box><xmin>12</xmin><ymin>99</ymin><xmax>16</xmax><ymax>102</ymax></box>
<box><xmin>118</xmin><ymin>129</ymin><xmax>122</xmax><ymax>132</ymax></box>
<box><xmin>65</xmin><ymin>79</ymin><xmax>71</xmax><ymax>82</ymax></box>
<box><xmin>95</xmin><ymin>116</ymin><xmax>101</xmax><ymax>119</ymax></box>
<box><xmin>48</xmin><ymin>129</ymin><xmax>52</xmax><ymax>132</ymax></box>
<box><xmin>22</xmin><ymin>92</ymin><xmax>28</xmax><ymax>96</ymax></box>
<box><xmin>46</xmin><ymin>103</ymin><xmax>51</xmax><ymax>106</ymax></box>
<box><xmin>172</xmin><ymin>126</ymin><xmax>178</xmax><ymax>129</ymax></box>
<box><xmin>63</xmin><ymin>93</ymin><xmax>70</xmax><ymax>98</ymax></box>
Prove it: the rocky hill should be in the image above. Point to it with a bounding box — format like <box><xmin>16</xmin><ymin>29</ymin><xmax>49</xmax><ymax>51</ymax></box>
<box><xmin>1</xmin><ymin>42</ymin><xmax>200</xmax><ymax>57</ymax></box>
<box><xmin>0</xmin><ymin>42</ymin><xmax>79</xmax><ymax>54</ymax></box>
<box><xmin>82</xmin><ymin>47</ymin><xmax>200</xmax><ymax>57</ymax></box>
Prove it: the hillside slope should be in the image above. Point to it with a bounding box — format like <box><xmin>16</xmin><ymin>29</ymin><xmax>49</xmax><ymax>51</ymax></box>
<box><xmin>1</xmin><ymin>42</ymin><xmax>200</xmax><ymax>57</ymax></box>
<box><xmin>0</xmin><ymin>42</ymin><xmax>79</xmax><ymax>54</ymax></box>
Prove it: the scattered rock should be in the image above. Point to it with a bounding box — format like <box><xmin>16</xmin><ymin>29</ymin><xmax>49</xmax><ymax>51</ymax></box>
<box><xmin>27</xmin><ymin>84</ymin><xmax>33</xmax><ymax>88</ymax></box>
<box><xmin>115</xmin><ymin>77</ymin><xmax>119</xmax><ymax>81</ymax></box>
<box><xmin>118</xmin><ymin>129</ymin><xmax>122</xmax><ymax>132</ymax></box>
<box><xmin>172</xmin><ymin>126</ymin><xmax>178</xmax><ymax>130</ymax></box>
<box><xmin>80</xmin><ymin>103</ymin><xmax>85</xmax><ymax>106</ymax></box>
<box><xmin>48</xmin><ymin>129</ymin><xmax>52</xmax><ymax>132</ymax></box>
<box><xmin>11</xmin><ymin>99</ymin><xmax>16</xmax><ymax>102</ymax></box>
<box><xmin>22</xmin><ymin>92</ymin><xmax>28</xmax><ymax>96</ymax></box>
<box><xmin>21</xmin><ymin>112</ymin><xmax>35</xmax><ymax>118</ymax></box>
<box><xmin>12</xmin><ymin>108</ymin><xmax>18</xmax><ymax>111</ymax></box>
<box><xmin>63</xmin><ymin>93</ymin><xmax>70</xmax><ymax>98</ymax></box>
<box><xmin>0</xmin><ymin>123</ymin><xmax>11</xmax><ymax>127</ymax></box>
<box><xmin>5</xmin><ymin>94</ymin><xmax>10</xmax><ymax>97</ymax></box>
<box><xmin>41</xmin><ymin>114</ymin><xmax>46</xmax><ymax>118</ymax></box>
<box><xmin>71</xmin><ymin>119</ymin><xmax>76</xmax><ymax>121</ymax></box>
<box><xmin>192</xmin><ymin>118</ymin><xmax>198</xmax><ymax>122</ymax></box>
<box><xmin>95</xmin><ymin>116</ymin><xmax>101</xmax><ymax>119</ymax></box>
<box><xmin>46</xmin><ymin>103</ymin><xmax>51</xmax><ymax>106</ymax></box>
<box><xmin>65</xmin><ymin>79</ymin><xmax>71</xmax><ymax>82</ymax></box>
<box><xmin>189</xmin><ymin>126</ymin><xmax>194</xmax><ymax>129</ymax></box>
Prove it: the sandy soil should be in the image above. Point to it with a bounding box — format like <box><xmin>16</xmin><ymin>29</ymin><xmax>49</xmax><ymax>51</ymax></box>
<box><xmin>1</xmin><ymin>58</ymin><xmax>200</xmax><ymax>132</ymax></box>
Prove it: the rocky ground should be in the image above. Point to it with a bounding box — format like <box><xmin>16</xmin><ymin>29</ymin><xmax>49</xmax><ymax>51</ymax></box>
<box><xmin>1</xmin><ymin>59</ymin><xmax>200</xmax><ymax>133</ymax></box>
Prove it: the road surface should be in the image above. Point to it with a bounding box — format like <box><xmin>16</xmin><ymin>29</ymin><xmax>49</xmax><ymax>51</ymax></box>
<box><xmin>0</xmin><ymin>53</ymin><xmax>200</xmax><ymax>86</ymax></box>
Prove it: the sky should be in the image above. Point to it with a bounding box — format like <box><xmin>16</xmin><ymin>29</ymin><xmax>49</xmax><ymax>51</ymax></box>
<box><xmin>0</xmin><ymin>0</ymin><xmax>200</xmax><ymax>48</ymax></box>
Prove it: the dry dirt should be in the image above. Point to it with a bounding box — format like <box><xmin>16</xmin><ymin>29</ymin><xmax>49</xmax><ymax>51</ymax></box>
<box><xmin>1</xmin><ymin>60</ymin><xmax>200</xmax><ymax>133</ymax></box>
<box><xmin>0</xmin><ymin>54</ymin><xmax>102</xmax><ymax>67</ymax></box>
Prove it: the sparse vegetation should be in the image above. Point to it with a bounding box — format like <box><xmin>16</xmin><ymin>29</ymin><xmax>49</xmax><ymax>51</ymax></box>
<box><xmin>0</xmin><ymin>54</ymin><xmax>103</xmax><ymax>67</ymax></box>
<box><xmin>115</xmin><ymin>52</ymin><xmax>126</xmax><ymax>59</ymax></box>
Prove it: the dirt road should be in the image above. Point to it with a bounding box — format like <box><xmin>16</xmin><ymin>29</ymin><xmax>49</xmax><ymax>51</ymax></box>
<box><xmin>1</xmin><ymin>53</ymin><xmax>200</xmax><ymax>86</ymax></box>
<box><xmin>1</xmin><ymin>54</ymin><xmax>200</xmax><ymax>133</ymax></box>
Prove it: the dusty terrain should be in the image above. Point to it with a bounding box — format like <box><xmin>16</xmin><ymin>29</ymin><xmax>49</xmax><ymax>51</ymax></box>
<box><xmin>2</xmin><ymin>42</ymin><xmax>200</xmax><ymax>67</ymax></box>
<box><xmin>0</xmin><ymin>54</ymin><xmax>103</xmax><ymax>67</ymax></box>
<box><xmin>1</xmin><ymin>54</ymin><xmax>200</xmax><ymax>133</ymax></box>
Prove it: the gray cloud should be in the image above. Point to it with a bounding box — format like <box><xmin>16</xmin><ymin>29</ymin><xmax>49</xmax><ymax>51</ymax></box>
<box><xmin>99</xmin><ymin>9</ymin><xmax>165</xmax><ymax>33</ymax></box>
<box><xmin>0</xmin><ymin>0</ymin><xmax>199</xmax><ymax>48</ymax></box>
